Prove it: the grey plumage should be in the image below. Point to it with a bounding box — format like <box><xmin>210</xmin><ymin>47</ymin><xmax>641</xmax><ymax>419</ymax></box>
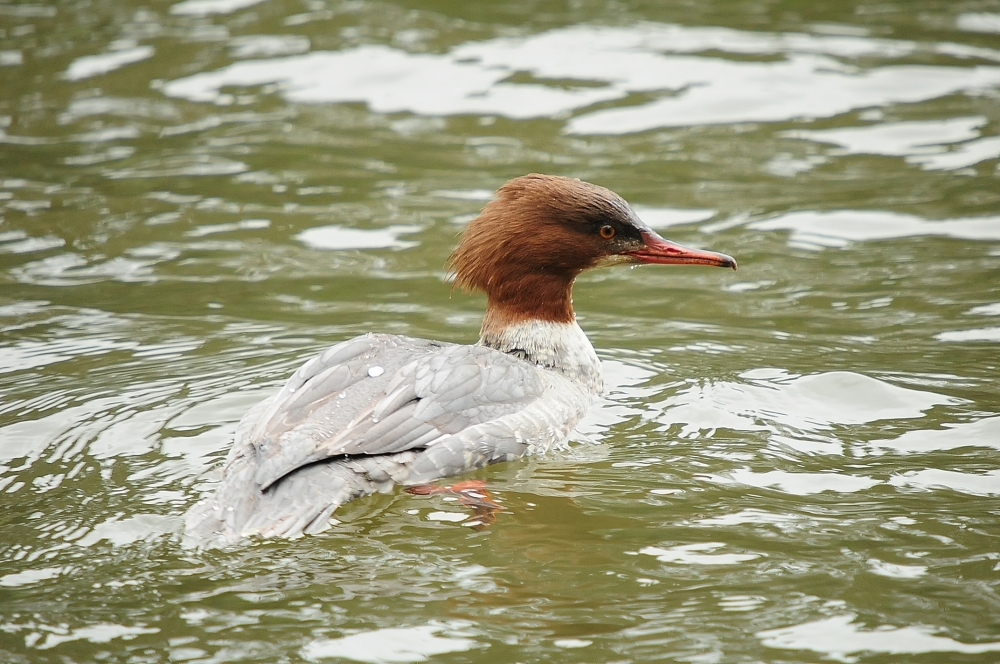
<box><xmin>183</xmin><ymin>332</ymin><xmax>589</xmax><ymax>546</ymax></box>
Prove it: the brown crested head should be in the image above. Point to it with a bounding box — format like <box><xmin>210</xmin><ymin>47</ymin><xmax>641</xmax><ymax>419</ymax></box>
<box><xmin>448</xmin><ymin>174</ymin><xmax>736</xmax><ymax>327</ymax></box>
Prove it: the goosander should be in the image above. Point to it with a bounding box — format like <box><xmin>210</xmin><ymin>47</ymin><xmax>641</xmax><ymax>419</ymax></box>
<box><xmin>184</xmin><ymin>174</ymin><xmax>736</xmax><ymax>545</ymax></box>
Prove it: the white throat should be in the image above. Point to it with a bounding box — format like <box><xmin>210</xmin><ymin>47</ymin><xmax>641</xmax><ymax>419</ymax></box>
<box><xmin>478</xmin><ymin>319</ymin><xmax>603</xmax><ymax>394</ymax></box>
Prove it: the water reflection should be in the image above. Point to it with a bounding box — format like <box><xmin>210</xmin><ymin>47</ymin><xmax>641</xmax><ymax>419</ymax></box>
<box><xmin>758</xmin><ymin>613</ymin><xmax>1000</xmax><ymax>661</ymax></box>
<box><xmin>783</xmin><ymin>116</ymin><xmax>1000</xmax><ymax>172</ymax></box>
<box><xmin>171</xmin><ymin>0</ymin><xmax>271</xmax><ymax>16</ymax></box>
<box><xmin>161</xmin><ymin>23</ymin><xmax>1000</xmax><ymax>135</ymax></box>
<box><xmin>638</xmin><ymin>543</ymin><xmax>761</xmax><ymax>566</ymax></box>
<box><xmin>63</xmin><ymin>44</ymin><xmax>155</xmax><ymax>81</ymax></box>
<box><xmin>653</xmin><ymin>369</ymin><xmax>954</xmax><ymax>437</ymax></box>
<box><xmin>2</xmin><ymin>0</ymin><xmax>1000</xmax><ymax>662</ymax></box>
<box><xmin>749</xmin><ymin>210</ymin><xmax>1000</xmax><ymax>249</ymax></box>
<box><xmin>301</xmin><ymin>621</ymin><xmax>479</xmax><ymax>662</ymax></box>
<box><xmin>296</xmin><ymin>224</ymin><xmax>422</xmax><ymax>250</ymax></box>
<box><xmin>709</xmin><ymin>468</ymin><xmax>882</xmax><ymax>495</ymax></box>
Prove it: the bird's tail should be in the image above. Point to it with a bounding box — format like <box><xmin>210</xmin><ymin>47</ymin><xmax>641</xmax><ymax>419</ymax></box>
<box><xmin>182</xmin><ymin>456</ymin><xmax>378</xmax><ymax>547</ymax></box>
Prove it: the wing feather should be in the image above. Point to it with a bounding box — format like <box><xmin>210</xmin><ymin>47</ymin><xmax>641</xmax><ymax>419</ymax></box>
<box><xmin>247</xmin><ymin>337</ymin><xmax>547</xmax><ymax>491</ymax></box>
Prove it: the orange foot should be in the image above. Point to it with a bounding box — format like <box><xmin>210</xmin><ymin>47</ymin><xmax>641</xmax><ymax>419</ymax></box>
<box><xmin>405</xmin><ymin>480</ymin><xmax>504</xmax><ymax>528</ymax></box>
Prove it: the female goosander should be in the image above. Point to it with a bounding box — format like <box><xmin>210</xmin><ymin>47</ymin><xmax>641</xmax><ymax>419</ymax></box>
<box><xmin>184</xmin><ymin>174</ymin><xmax>736</xmax><ymax>545</ymax></box>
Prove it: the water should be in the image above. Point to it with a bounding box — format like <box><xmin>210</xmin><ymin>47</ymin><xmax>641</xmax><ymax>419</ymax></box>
<box><xmin>1</xmin><ymin>0</ymin><xmax>999</xmax><ymax>661</ymax></box>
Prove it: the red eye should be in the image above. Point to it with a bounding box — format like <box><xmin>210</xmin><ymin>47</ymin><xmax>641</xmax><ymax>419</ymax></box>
<box><xmin>599</xmin><ymin>225</ymin><xmax>615</xmax><ymax>239</ymax></box>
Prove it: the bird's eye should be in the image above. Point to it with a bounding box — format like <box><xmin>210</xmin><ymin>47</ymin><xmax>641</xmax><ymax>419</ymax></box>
<box><xmin>599</xmin><ymin>225</ymin><xmax>616</xmax><ymax>239</ymax></box>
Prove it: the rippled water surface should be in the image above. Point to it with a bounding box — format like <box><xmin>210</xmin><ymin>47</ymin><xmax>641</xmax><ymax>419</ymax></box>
<box><xmin>2</xmin><ymin>0</ymin><xmax>1000</xmax><ymax>661</ymax></box>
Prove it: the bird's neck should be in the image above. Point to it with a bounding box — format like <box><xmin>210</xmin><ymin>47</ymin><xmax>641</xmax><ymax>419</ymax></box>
<box><xmin>478</xmin><ymin>304</ymin><xmax>603</xmax><ymax>394</ymax></box>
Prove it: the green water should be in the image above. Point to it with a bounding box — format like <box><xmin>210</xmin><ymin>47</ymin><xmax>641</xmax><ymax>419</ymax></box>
<box><xmin>2</xmin><ymin>0</ymin><xmax>999</xmax><ymax>662</ymax></box>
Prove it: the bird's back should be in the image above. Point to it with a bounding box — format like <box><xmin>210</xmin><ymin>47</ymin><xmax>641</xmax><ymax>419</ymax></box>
<box><xmin>183</xmin><ymin>332</ymin><xmax>591</xmax><ymax>545</ymax></box>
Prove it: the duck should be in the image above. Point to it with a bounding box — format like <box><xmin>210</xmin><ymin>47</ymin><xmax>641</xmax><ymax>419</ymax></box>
<box><xmin>183</xmin><ymin>174</ymin><xmax>736</xmax><ymax>545</ymax></box>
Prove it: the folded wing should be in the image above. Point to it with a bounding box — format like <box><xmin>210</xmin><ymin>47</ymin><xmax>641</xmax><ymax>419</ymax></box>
<box><xmin>244</xmin><ymin>333</ymin><xmax>547</xmax><ymax>492</ymax></box>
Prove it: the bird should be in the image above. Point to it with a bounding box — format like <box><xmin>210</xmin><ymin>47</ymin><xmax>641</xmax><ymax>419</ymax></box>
<box><xmin>183</xmin><ymin>173</ymin><xmax>736</xmax><ymax>545</ymax></box>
